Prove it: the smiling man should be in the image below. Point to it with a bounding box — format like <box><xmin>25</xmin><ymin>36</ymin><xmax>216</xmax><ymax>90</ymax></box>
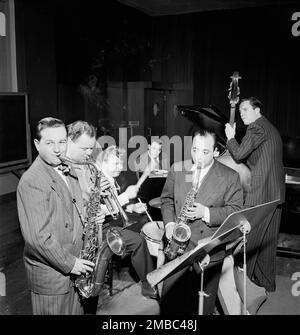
<box><xmin>17</xmin><ymin>117</ymin><xmax>95</xmax><ymax>315</ymax></box>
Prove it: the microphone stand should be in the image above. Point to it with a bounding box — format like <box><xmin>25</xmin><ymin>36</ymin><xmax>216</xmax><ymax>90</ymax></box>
<box><xmin>238</xmin><ymin>219</ymin><xmax>251</xmax><ymax>315</ymax></box>
<box><xmin>198</xmin><ymin>254</ymin><xmax>210</xmax><ymax>315</ymax></box>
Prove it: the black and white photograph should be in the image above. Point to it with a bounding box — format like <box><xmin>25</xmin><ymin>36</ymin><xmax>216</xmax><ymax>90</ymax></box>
<box><xmin>1</xmin><ymin>0</ymin><xmax>300</xmax><ymax>322</ymax></box>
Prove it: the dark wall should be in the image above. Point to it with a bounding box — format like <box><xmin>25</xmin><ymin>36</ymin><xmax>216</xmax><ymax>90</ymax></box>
<box><xmin>15</xmin><ymin>0</ymin><xmax>57</xmax><ymax>158</ymax></box>
<box><xmin>55</xmin><ymin>0</ymin><xmax>152</xmax><ymax>127</ymax></box>
<box><xmin>14</xmin><ymin>0</ymin><xmax>152</xmax><ymax>147</ymax></box>
<box><xmin>14</xmin><ymin>1</ymin><xmax>300</xmax><ymax>147</ymax></box>
<box><xmin>151</xmin><ymin>14</ymin><xmax>194</xmax><ymax>88</ymax></box>
<box><xmin>193</xmin><ymin>5</ymin><xmax>300</xmax><ymax>139</ymax></box>
<box><xmin>151</xmin><ymin>5</ymin><xmax>300</xmax><ymax>139</ymax></box>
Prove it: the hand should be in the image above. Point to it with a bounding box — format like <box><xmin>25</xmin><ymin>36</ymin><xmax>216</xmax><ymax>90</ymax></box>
<box><xmin>165</xmin><ymin>221</ymin><xmax>176</xmax><ymax>240</ymax></box>
<box><xmin>133</xmin><ymin>202</ymin><xmax>147</xmax><ymax>214</ymax></box>
<box><xmin>124</xmin><ymin>185</ymin><xmax>138</xmax><ymax>200</ymax></box>
<box><xmin>100</xmin><ymin>177</ymin><xmax>111</xmax><ymax>196</ymax></box>
<box><xmin>225</xmin><ymin>123</ymin><xmax>236</xmax><ymax>140</ymax></box>
<box><xmin>186</xmin><ymin>202</ymin><xmax>205</xmax><ymax>220</ymax></box>
<box><xmin>71</xmin><ymin>258</ymin><xmax>95</xmax><ymax>276</ymax></box>
<box><xmin>95</xmin><ymin>211</ymin><xmax>105</xmax><ymax>225</ymax></box>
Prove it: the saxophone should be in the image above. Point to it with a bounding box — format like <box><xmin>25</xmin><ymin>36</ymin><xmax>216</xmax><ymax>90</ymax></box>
<box><xmin>164</xmin><ymin>164</ymin><xmax>202</xmax><ymax>260</ymax></box>
<box><xmin>59</xmin><ymin>155</ymin><xmax>121</xmax><ymax>298</ymax></box>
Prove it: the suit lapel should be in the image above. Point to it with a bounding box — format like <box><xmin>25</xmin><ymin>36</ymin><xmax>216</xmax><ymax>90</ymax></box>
<box><xmin>196</xmin><ymin>161</ymin><xmax>223</xmax><ymax>204</ymax></box>
<box><xmin>38</xmin><ymin>157</ymin><xmax>74</xmax><ymax>220</ymax></box>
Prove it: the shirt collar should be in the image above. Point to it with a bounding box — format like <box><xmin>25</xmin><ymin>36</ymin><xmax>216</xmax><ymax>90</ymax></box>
<box><xmin>190</xmin><ymin>160</ymin><xmax>214</xmax><ymax>186</ymax></box>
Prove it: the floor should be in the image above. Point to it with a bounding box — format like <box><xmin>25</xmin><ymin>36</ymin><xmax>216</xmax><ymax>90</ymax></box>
<box><xmin>1</xmin><ymin>194</ymin><xmax>300</xmax><ymax>315</ymax></box>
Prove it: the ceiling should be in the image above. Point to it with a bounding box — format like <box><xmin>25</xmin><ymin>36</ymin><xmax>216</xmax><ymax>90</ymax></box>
<box><xmin>117</xmin><ymin>0</ymin><xmax>296</xmax><ymax>16</ymax></box>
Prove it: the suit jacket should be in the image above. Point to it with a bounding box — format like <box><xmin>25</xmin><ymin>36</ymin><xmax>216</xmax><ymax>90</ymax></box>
<box><xmin>227</xmin><ymin>116</ymin><xmax>285</xmax><ymax>291</ymax></box>
<box><xmin>227</xmin><ymin>116</ymin><xmax>285</xmax><ymax>206</ymax></box>
<box><xmin>160</xmin><ymin>159</ymin><xmax>243</xmax><ymax>248</ymax></box>
<box><xmin>17</xmin><ymin>156</ymin><xmax>84</xmax><ymax>295</ymax></box>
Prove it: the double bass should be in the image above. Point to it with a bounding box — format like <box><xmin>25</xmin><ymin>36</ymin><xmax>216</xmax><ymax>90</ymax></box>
<box><xmin>217</xmin><ymin>72</ymin><xmax>251</xmax><ymax>195</ymax></box>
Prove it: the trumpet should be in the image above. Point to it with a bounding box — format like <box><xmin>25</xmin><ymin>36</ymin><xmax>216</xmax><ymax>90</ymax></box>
<box><xmin>59</xmin><ymin>154</ymin><xmax>127</xmax><ymax>257</ymax></box>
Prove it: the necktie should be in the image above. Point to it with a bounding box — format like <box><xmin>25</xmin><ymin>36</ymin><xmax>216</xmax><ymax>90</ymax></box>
<box><xmin>57</xmin><ymin>163</ymin><xmax>71</xmax><ymax>175</ymax></box>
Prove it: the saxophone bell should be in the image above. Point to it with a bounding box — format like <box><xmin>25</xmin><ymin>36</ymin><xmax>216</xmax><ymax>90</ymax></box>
<box><xmin>164</xmin><ymin>223</ymin><xmax>192</xmax><ymax>260</ymax></box>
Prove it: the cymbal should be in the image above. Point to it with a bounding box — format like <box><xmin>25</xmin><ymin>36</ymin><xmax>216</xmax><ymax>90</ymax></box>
<box><xmin>149</xmin><ymin>197</ymin><xmax>162</xmax><ymax>209</ymax></box>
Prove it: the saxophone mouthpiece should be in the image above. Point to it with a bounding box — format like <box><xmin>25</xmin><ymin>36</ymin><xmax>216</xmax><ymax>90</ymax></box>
<box><xmin>58</xmin><ymin>154</ymin><xmax>66</xmax><ymax>161</ymax></box>
<box><xmin>196</xmin><ymin>161</ymin><xmax>204</xmax><ymax>169</ymax></box>
<box><xmin>58</xmin><ymin>154</ymin><xmax>70</xmax><ymax>164</ymax></box>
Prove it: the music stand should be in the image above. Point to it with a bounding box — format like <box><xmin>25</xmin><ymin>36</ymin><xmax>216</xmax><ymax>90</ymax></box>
<box><xmin>147</xmin><ymin>199</ymin><xmax>280</xmax><ymax>314</ymax></box>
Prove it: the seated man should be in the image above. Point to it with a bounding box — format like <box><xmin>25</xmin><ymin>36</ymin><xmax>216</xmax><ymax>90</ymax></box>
<box><xmin>134</xmin><ymin>139</ymin><xmax>168</xmax><ymax>178</ymax></box>
<box><xmin>134</xmin><ymin>139</ymin><xmax>169</xmax><ymax>221</ymax></box>
<box><xmin>160</xmin><ymin>128</ymin><xmax>243</xmax><ymax>315</ymax></box>
<box><xmin>98</xmin><ymin>145</ymin><xmax>150</xmax><ymax>232</ymax></box>
<box><xmin>97</xmin><ymin>145</ymin><xmax>158</xmax><ymax>298</ymax></box>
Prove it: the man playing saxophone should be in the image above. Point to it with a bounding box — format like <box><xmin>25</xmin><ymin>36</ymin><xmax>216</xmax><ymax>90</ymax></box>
<box><xmin>16</xmin><ymin>117</ymin><xmax>102</xmax><ymax>315</ymax></box>
<box><xmin>66</xmin><ymin>121</ymin><xmax>148</xmax><ymax>229</ymax></box>
<box><xmin>160</xmin><ymin>128</ymin><xmax>243</xmax><ymax>315</ymax></box>
<box><xmin>66</xmin><ymin>122</ymin><xmax>157</xmax><ymax>301</ymax></box>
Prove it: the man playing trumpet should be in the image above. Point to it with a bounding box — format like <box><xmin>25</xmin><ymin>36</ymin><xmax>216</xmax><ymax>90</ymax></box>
<box><xmin>96</xmin><ymin>145</ymin><xmax>157</xmax><ymax>298</ymax></box>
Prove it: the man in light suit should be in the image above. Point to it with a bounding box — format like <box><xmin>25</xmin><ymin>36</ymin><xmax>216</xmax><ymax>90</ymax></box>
<box><xmin>225</xmin><ymin>97</ymin><xmax>285</xmax><ymax>292</ymax></box>
<box><xmin>17</xmin><ymin>117</ymin><xmax>102</xmax><ymax>315</ymax></box>
<box><xmin>160</xmin><ymin>129</ymin><xmax>243</xmax><ymax>315</ymax></box>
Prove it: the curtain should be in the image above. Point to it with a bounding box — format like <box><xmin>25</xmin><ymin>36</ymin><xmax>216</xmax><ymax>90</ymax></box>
<box><xmin>0</xmin><ymin>0</ymin><xmax>17</xmax><ymax>92</ymax></box>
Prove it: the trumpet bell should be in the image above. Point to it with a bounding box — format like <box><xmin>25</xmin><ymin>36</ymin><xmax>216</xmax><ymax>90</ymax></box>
<box><xmin>106</xmin><ymin>228</ymin><xmax>126</xmax><ymax>256</ymax></box>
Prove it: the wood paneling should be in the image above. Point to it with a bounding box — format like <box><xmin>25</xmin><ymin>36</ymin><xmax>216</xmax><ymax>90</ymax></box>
<box><xmin>151</xmin><ymin>15</ymin><xmax>194</xmax><ymax>89</ymax></box>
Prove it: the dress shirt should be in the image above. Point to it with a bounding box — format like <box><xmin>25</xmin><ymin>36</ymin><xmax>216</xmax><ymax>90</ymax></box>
<box><xmin>53</xmin><ymin>166</ymin><xmax>70</xmax><ymax>189</ymax></box>
<box><xmin>190</xmin><ymin>160</ymin><xmax>214</xmax><ymax>223</ymax></box>
<box><xmin>166</xmin><ymin>160</ymin><xmax>215</xmax><ymax>231</ymax></box>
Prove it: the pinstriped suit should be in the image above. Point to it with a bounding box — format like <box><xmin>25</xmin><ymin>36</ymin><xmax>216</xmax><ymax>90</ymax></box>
<box><xmin>160</xmin><ymin>159</ymin><xmax>243</xmax><ymax>314</ymax></box>
<box><xmin>17</xmin><ymin>156</ymin><xmax>84</xmax><ymax>314</ymax></box>
<box><xmin>227</xmin><ymin>115</ymin><xmax>285</xmax><ymax>291</ymax></box>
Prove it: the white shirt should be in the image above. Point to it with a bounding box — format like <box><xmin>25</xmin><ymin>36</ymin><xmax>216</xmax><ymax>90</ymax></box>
<box><xmin>53</xmin><ymin>166</ymin><xmax>70</xmax><ymax>189</ymax></box>
<box><xmin>190</xmin><ymin>160</ymin><xmax>214</xmax><ymax>223</ymax></box>
<box><xmin>148</xmin><ymin>151</ymin><xmax>160</xmax><ymax>169</ymax></box>
<box><xmin>190</xmin><ymin>160</ymin><xmax>214</xmax><ymax>188</ymax></box>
